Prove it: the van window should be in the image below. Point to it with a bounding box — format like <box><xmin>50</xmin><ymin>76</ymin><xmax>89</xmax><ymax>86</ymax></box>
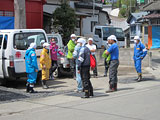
<box><xmin>3</xmin><ymin>35</ymin><xmax>8</xmax><ymax>49</ymax></box>
<box><xmin>14</xmin><ymin>32</ymin><xmax>46</xmax><ymax>50</ymax></box>
<box><xmin>95</xmin><ymin>29</ymin><xmax>102</xmax><ymax>38</ymax></box>
<box><xmin>47</xmin><ymin>37</ymin><xmax>58</xmax><ymax>43</ymax></box>
<box><xmin>103</xmin><ymin>27</ymin><xmax>125</xmax><ymax>40</ymax></box>
<box><xmin>0</xmin><ymin>35</ymin><xmax>3</xmax><ymax>49</ymax></box>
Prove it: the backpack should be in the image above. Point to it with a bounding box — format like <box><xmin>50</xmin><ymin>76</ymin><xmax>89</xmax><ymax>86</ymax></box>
<box><xmin>90</xmin><ymin>54</ymin><xmax>96</xmax><ymax>70</ymax></box>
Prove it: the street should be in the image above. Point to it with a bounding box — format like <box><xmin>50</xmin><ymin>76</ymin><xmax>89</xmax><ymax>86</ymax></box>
<box><xmin>0</xmin><ymin>61</ymin><xmax>160</xmax><ymax>120</ymax></box>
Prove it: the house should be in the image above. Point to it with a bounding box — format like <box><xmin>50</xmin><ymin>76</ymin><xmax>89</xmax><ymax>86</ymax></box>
<box><xmin>43</xmin><ymin>0</ymin><xmax>111</xmax><ymax>36</ymax></box>
<box><xmin>141</xmin><ymin>0</ymin><xmax>160</xmax><ymax>49</ymax></box>
<box><xmin>0</xmin><ymin>0</ymin><xmax>46</xmax><ymax>29</ymax></box>
<box><xmin>127</xmin><ymin>12</ymin><xmax>148</xmax><ymax>44</ymax></box>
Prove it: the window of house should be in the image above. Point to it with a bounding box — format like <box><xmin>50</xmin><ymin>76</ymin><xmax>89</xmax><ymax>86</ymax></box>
<box><xmin>131</xmin><ymin>25</ymin><xmax>136</xmax><ymax>35</ymax></box>
<box><xmin>0</xmin><ymin>11</ymin><xmax>14</xmax><ymax>17</ymax></box>
<box><xmin>76</xmin><ymin>20</ymin><xmax>80</xmax><ymax>28</ymax></box>
<box><xmin>144</xmin><ymin>26</ymin><xmax>148</xmax><ymax>35</ymax></box>
<box><xmin>91</xmin><ymin>21</ymin><xmax>97</xmax><ymax>32</ymax></box>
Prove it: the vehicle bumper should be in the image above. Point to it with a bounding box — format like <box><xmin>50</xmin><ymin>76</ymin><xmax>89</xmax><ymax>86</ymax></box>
<box><xmin>7</xmin><ymin>67</ymin><xmax>27</xmax><ymax>79</ymax></box>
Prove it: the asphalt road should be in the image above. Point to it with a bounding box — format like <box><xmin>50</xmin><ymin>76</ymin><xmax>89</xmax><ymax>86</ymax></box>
<box><xmin>0</xmin><ymin>78</ymin><xmax>160</xmax><ymax>120</ymax></box>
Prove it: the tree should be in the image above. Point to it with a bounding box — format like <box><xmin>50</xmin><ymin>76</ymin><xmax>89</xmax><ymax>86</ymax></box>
<box><xmin>52</xmin><ymin>0</ymin><xmax>77</xmax><ymax>45</ymax></box>
<box><xmin>118</xmin><ymin>0</ymin><xmax>136</xmax><ymax>18</ymax></box>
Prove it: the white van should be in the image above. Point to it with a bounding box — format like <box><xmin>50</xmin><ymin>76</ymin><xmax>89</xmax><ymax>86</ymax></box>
<box><xmin>93</xmin><ymin>26</ymin><xmax>125</xmax><ymax>48</ymax></box>
<box><xmin>0</xmin><ymin>29</ymin><xmax>48</xmax><ymax>85</ymax></box>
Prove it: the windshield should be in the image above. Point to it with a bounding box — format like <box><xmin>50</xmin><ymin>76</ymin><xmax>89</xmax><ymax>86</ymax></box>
<box><xmin>47</xmin><ymin>36</ymin><xmax>58</xmax><ymax>43</ymax></box>
<box><xmin>102</xmin><ymin>27</ymin><xmax>125</xmax><ymax>40</ymax></box>
<box><xmin>14</xmin><ymin>32</ymin><xmax>46</xmax><ymax>50</ymax></box>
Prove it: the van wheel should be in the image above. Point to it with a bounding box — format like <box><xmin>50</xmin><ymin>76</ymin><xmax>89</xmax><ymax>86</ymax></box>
<box><xmin>53</xmin><ymin>67</ymin><xmax>61</xmax><ymax>78</ymax></box>
<box><xmin>0</xmin><ymin>78</ymin><xmax>7</xmax><ymax>86</ymax></box>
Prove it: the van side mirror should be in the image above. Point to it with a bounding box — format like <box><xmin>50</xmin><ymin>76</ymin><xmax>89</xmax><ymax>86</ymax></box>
<box><xmin>93</xmin><ymin>35</ymin><xmax>99</xmax><ymax>42</ymax></box>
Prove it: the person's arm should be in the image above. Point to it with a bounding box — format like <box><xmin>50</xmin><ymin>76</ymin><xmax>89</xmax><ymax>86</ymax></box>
<box><xmin>106</xmin><ymin>45</ymin><xmax>113</xmax><ymax>55</ymax></box>
<box><xmin>31</xmin><ymin>52</ymin><xmax>38</xmax><ymax>71</ymax></box>
<box><xmin>73</xmin><ymin>46</ymin><xmax>78</xmax><ymax>59</ymax></box>
<box><xmin>40</xmin><ymin>52</ymin><xmax>46</xmax><ymax>69</ymax></box>
<box><xmin>90</xmin><ymin>45</ymin><xmax>96</xmax><ymax>52</ymax></box>
<box><xmin>141</xmin><ymin>44</ymin><xmax>148</xmax><ymax>59</ymax></box>
<box><xmin>78</xmin><ymin>48</ymin><xmax>85</xmax><ymax>72</ymax></box>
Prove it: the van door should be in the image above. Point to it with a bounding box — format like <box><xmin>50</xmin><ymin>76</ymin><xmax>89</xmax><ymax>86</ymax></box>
<box><xmin>93</xmin><ymin>28</ymin><xmax>102</xmax><ymax>48</ymax></box>
<box><xmin>0</xmin><ymin>34</ymin><xmax>4</xmax><ymax>78</ymax></box>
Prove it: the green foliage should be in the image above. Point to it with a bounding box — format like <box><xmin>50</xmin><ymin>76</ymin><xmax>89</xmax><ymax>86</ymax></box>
<box><xmin>117</xmin><ymin>0</ymin><xmax>137</xmax><ymax>18</ymax></box>
<box><xmin>52</xmin><ymin>0</ymin><xmax>77</xmax><ymax>44</ymax></box>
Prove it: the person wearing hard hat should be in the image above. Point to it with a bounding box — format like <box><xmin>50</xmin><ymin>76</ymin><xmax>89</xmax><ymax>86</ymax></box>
<box><xmin>105</xmin><ymin>35</ymin><xmax>119</xmax><ymax>93</ymax></box>
<box><xmin>67</xmin><ymin>34</ymin><xmax>76</xmax><ymax>78</ymax></box>
<box><xmin>86</xmin><ymin>38</ymin><xmax>98</xmax><ymax>77</ymax></box>
<box><xmin>40</xmin><ymin>43</ymin><xmax>51</xmax><ymax>89</ymax></box>
<box><xmin>25</xmin><ymin>43</ymin><xmax>38</xmax><ymax>93</ymax></box>
<box><xmin>78</xmin><ymin>38</ymin><xmax>94</xmax><ymax>98</ymax></box>
<box><xmin>133</xmin><ymin>36</ymin><xmax>147</xmax><ymax>82</ymax></box>
<box><xmin>40</xmin><ymin>40</ymin><xmax>45</xmax><ymax>46</ymax></box>
<box><xmin>49</xmin><ymin>38</ymin><xmax>64</xmax><ymax>80</ymax></box>
<box><xmin>73</xmin><ymin>38</ymin><xmax>84</xmax><ymax>92</ymax></box>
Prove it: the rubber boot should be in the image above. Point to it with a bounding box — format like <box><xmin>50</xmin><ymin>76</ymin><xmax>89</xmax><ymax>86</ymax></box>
<box><xmin>114</xmin><ymin>83</ymin><xmax>117</xmax><ymax>91</ymax></box>
<box><xmin>81</xmin><ymin>90</ymin><xmax>90</xmax><ymax>98</ymax></box>
<box><xmin>89</xmin><ymin>90</ymin><xmax>94</xmax><ymax>97</ymax></box>
<box><xmin>26</xmin><ymin>82</ymin><xmax>30</xmax><ymax>93</ymax></box>
<box><xmin>41</xmin><ymin>80</ymin><xmax>48</xmax><ymax>89</ymax></box>
<box><xmin>29</xmin><ymin>84</ymin><xmax>37</xmax><ymax>93</ymax></box>
<box><xmin>137</xmin><ymin>73</ymin><xmax>142</xmax><ymax>82</ymax></box>
<box><xmin>106</xmin><ymin>84</ymin><xmax>116</xmax><ymax>93</ymax></box>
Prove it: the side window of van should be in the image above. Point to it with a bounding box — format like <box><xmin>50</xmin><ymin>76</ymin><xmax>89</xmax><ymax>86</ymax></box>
<box><xmin>3</xmin><ymin>35</ymin><xmax>8</xmax><ymax>49</ymax></box>
<box><xmin>95</xmin><ymin>29</ymin><xmax>102</xmax><ymax>38</ymax></box>
<box><xmin>0</xmin><ymin>35</ymin><xmax>3</xmax><ymax>49</ymax></box>
<box><xmin>14</xmin><ymin>32</ymin><xmax>46</xmax><ymax>50</ymax></box>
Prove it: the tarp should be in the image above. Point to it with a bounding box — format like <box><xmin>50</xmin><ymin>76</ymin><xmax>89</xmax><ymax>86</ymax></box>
<box><xmin>0</xmin><ymin>16</ymin><xmax>14</xmax><ymax>29</ymax></box>
<box><xmin>151</xmin><ymin>26</ymin><xmax>160</xmax><ymax>49</ymax></box>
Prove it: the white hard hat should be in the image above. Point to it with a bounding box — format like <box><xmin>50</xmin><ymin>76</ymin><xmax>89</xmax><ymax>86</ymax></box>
<box><xmin>88</xmin><ymin>37</ymin><xmax>93</xmax><ymax>41</ymax></box>
<box><xmin>77</xmin><ymin>38</ymin><xmax>86</xmax><ymax>46</ymax></box>
<box><xmin>108</xmin><ymin>35</ymin><xmax>117</xmax><ymax>42</ymax></box>
<box><xmin>43</xmin><ymin>43</ymin><xmax>50</xmax><ymax>48</ymax></box>
<box><xmin>40</xmin><ymin>40</ymin><xmax>45</xmax><ymax>44</ymax></box>
<box><xmin>134</xmin><ymin>36</ymin><xmax>141</xmax><ymax>41</ymax></box>
<box><xmin>29</xmin><ymin>43</ymin><xmax>36</xmax><ymax>49</ymax></box>
<box><xmin>70</xmin><ymin>34</ymin><xmax>76</xmax><ymax>38</ymax></box>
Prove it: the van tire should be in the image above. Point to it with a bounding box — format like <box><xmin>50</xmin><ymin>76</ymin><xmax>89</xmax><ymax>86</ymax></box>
<box><xmin>53</xmin><ymin>67</ymin><xmax>61</xmax><ymax>78</ymax></box>
<box><xmin>0</xmin><ymin>78</ymin><xmax>7</xmax><ymax>86</ymax></box>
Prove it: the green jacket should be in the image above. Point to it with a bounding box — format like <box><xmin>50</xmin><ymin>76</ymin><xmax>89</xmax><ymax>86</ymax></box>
<box><xmin>67</xmin><ymin>40</ymin><xmax>76</xmax><ymax>59</ymax></box>
<box><xmin>102</xmin><ymin>50</ymin><xmax>111</xmax><ymax>62</ymax></box>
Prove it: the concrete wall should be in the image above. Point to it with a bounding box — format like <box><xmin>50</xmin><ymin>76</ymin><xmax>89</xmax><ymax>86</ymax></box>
<box><xmin>95</xmin><ymin>48</ymin><xmax>151</xmax><ymax>67</ymax></box>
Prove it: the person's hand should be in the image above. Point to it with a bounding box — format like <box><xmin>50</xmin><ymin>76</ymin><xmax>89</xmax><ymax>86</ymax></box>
<box><xmin>62</xmin><ymin>53</ymin><xmax>65</xmax><ymax>56</ymax></box>
<box><xmin>35</xmin><ymin>69</ymin><xmax>38</xmax><ymax>72</ymax></box>
<box><xmin>141</xmin><ymin>57</ymin><xmax>143</xmax><ymax>59</ymax></box>
<box><xmin>72</xmin><ymin>57</ymin><xmax>74</xmax><ymax>60</ymax></box>
<box><xmin>43</xmin><ymin>65</ymin><xmax>46</xmax><ymax>69</ymax></box>
<box><xmin>78</xmin><ymin>70</ymin><xmax>80</xmax><ymax>74</ymax></box>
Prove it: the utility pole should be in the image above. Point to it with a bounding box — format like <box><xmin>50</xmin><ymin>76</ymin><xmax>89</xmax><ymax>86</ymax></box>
<box><xmin>14</xmin><ymin>0</ymin><xmax>26</xmax><ymax>29</ymax></box>
<box><xmin>93</xmin><ymin>0</ymin><xmax>95</xmax><ymax>16</ymax></box>
<box><xmin>130</xmin><ymin>0</ymin><xmax>132</xmax><ymax>13</ymax></box>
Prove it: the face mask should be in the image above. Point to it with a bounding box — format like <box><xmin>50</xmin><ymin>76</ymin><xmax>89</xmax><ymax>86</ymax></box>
<box><xmin>72</xmin><ymin>39</ymin><xmax>75</xmax><ymax>41</ymax></box>
<box><xmin>134</xmin><ymin>40</ymin><xmax>137</xmax><ymax>44</ymax></box>
<box><xmin>77</xmin><ymin>43</ymin><xmax>81</xmax><ymax>47</ymax></box>
<box><xmin>108</xmin><ymin>44</ymin><xmax>111</xmax><ymax>47</ymax></box>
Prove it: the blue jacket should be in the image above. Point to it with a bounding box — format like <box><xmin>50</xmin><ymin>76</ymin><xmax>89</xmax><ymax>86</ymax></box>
<box><xmin>78</xmin><ymin>46</ymin><xmax>91</xmax><ymax>70</ymax></box>
<box><xmin>25</xmin><ymin>48</ymin><xmax>39</xmax><ymax>73</ymax></box>
<box><xmin>133</xmin><ymin>42</ymin><xmax>147</xmax><ymax>60</ymax></box>
<box><xmin>73</xmin><ymin>45</ymin><xmax>81</xmax><ymax>64</ymax></box>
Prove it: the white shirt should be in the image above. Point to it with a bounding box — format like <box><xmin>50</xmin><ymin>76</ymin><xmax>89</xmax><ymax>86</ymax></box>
<box><xmin>86</xmin><ymin>44</ymin><xmax>96</xmax><ymax>55</ymax></box>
